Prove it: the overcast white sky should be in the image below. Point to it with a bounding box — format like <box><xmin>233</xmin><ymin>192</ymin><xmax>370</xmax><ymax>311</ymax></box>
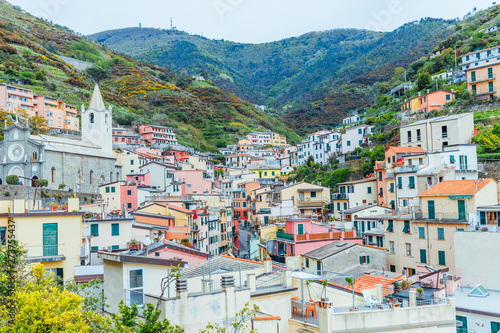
<box><xmin>7</xmin><ymin>0</ymin><xmax>496</xmax><ymax>43</ymax></box>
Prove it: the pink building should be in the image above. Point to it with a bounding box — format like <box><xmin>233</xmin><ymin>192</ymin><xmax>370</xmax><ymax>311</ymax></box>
<box><xmin>272</xmin><ymin>218</ymin><xmax>362</xmax><ymax>262</ymax></box>
<box><xmin>138</xmin><ymin>124</ymin><xmax>178</xmax><ymax>146</ymax></box>
<box><xmin>417</xmin><ymin>90</ymin><xmax>455</xmax><ymax>113</ymax></box>
<box><xmin>174</xmin><ymin>170</ymin><xmax>214</xmax><ymax>195</ymax></box>
<box><xmin>121</xmin><ymin>172</ymin><xmax>151</xmax><ymax>211</ymax></box>
<box><xmin>148</xmin><ymin>241</ymin><xmax>210</xmax><ymax>266</ymax></box>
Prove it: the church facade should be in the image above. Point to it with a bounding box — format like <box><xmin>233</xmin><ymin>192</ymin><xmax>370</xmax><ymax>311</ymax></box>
<box><xmin>0</xmin><ymin>85</ymin><xmax>121</xmax><ymax>194</ymax></box>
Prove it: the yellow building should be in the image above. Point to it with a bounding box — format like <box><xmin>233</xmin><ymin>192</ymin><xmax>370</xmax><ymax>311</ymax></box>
<box><xmin>465</xmin><ymin>62</ymin><xmax>500</xmax><ymax>100</ymax></box>
<box><xmin>237</xmin><ymin>139</ymin><xmax>253</xmax><ymax>152</ymax></box>
<box><xmin>137</xmin><ymin>203</ymin><xmax>194</xmax><ymax>227</ymax></box>
<box><xmin>0</xmin><ymin>198</ymin><xmax>82</xmax><ymax>282</ymax></box>
<box><xmin>270</xmin><ymin>132</ymin><xmax>287</xmax><ymax>147</ymax></box>
<box><xmin>258</xmin><ymin>224</ymin><xmax>279</xmax><ymax>259</ymax></box>
<box><xmin>249</xmin><ymin>167</ymin><xmax>281</xmax><ymax>179</ymax></box>
<box><xmin>114</xmin><ymin>150</ymin><xmax>148</xmax><ymax>181</ymax></box>
<box><xmin>99</xmin><ymin>181</ymin><xmax>122</xmax><ymax>212</ymax></box>
<box><xmin>400</xmin><ymin>96</ymin><xmax>421</xmax><ymax>113</ymax></box>
<box><xmin>279</xmin><ymin>182</ymin><xmax>331</xmax><ymax>219</ymax></box>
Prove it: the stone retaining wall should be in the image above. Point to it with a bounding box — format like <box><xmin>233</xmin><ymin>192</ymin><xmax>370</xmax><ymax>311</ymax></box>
<box><xmin>0</xmin><ymin>184</ymin><xmax>101</xmax><ymax>202</ymax></box>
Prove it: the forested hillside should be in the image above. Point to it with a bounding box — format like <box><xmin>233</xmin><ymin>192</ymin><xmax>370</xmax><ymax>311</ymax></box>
<box><xmin>90</xmin><ymin>18</ymin><xmax>456</xmax><ymax>134</ymax></box>
<box><xmin>0</xmin><ymin>0</ymin><xmax>300</xmax><ymax>150</ymax></box>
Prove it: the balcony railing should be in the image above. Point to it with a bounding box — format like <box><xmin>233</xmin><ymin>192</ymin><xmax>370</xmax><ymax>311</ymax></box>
<box><xmin>24</xmin><ymin>244</ymin><xmax>66</xmax><ymax>262</ymax></box>
<box><xmin>332</xmin><ymin>193</ymin><xmax>348</xmax><ymax>200</ymax></box>
<box><xmin>276</xmin><ymin>231</ymin><xmax>294</xmax><ymax>241</ymax></box>
<box><xmin>471</xmin><ymin>74</ymin><xmax>496</xmax><ymax>83</ymax></box>
<box><xmin>421</xmin><ymin>212</ymin><xmax>467</xmax><ymax>221</ymax></box>
<box><xmin>395</xmin><ymin>166</ymin><xmax>419</xmax><ymax>173</ymax></box>
<box><xmin>456</xmin><ymin>164</ymin><xmax>478</xmax><ymax>171</ymax></box>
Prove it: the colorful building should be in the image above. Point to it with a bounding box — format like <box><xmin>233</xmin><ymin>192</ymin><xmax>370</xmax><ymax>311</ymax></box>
<box><xmin>138</xmin><ymin>124</ymin><xmax>178</xmax><ymax>146</ymax></box>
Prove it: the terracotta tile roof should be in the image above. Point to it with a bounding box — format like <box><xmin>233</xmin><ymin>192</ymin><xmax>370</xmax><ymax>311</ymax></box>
<box><xmin>227</xmin><ymin>153</ymin><xmax>253</xmax><ymax>158</ymax></box>
<box><xmin>328</xmin><ymin>273</ymin><xmax>402</xmax><ymax>294</ymax></box>
<box><xmin>419</xmin><ymin>179</ymin><xmax>496</xmax><ymax>196</ymax></box>
<box><xmin>387</xmin><ymin>146</ymin><xmax>426</xmax><ymax>154</ymax></box>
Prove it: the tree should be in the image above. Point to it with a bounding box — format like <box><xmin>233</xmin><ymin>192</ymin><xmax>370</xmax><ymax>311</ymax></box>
<box><xmin>417</xmin><ymin>73</ymin><xmax>431</xmax><ymax>91</ymax></box>
<box><xmin>6</xmin><ymin>175</ymin><xmax>18</xmax><ymax>185</ymax></box>
<box><xmin>15</xmin><ymin>108</ymin><xmax>50</xmax><ymax>135</ymax></box>
<box><xmin>86</xmin><ymin>65</ymin><xmax>108</xmax><ymax>81</ymax></box>
<box><xmin>37</xmin><ymin>179</ymin><xmax>49</xmax><ymax>187</ymax></box>
<box><xmin>306</xmin><ymin>155</ymin><xmax>315</xmax><ymax>168</ymax></box>
<box><xmin>200</xmin><ymin>303</ymin><xmax>259</xmax><ymax>333</ymax></box>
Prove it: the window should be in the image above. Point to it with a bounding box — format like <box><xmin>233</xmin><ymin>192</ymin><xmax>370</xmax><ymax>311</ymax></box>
<box><xmin>344</xmin><ymin>203</ymin><xmax>347</xmax><ymax>210</ymax></box>
<box><xmin>387</xmin><ymin>220</ymin><xmax>394</xmax><ymax>232</ymax></box>
<box><xmin>489</xmin><ymin>81</ymin><xmax>494</xmax><ymax>92</ymax></box>
<box><xmin>472</xmin><ymin>84</ymin><xmax>477</xmax><ymax>94</ymax></box>
<box><xmin>112</xmin><ymin>245</ymin><xmax>119</xmax><ymax>250</ymax></box>
<box><xmin>305</xmin><ymin>258</ymin><xmax>309</xmax><ymax>268</ymax></box>
<box><xmin>405</xmin><ymin>243</ymin><xmax>412</xmax><ymax>257</ymax></box>
<box><xmin>445</xmin><ymin>94</ymin><xmax>451</xmax><ymax>101</ymax></box>
<box><xmin>389</xmin><ymin>241</ymin><xmax>395</xmax><ymax>254</ymax></box>
<box><xmin>111</xmin><ymin>223</ymin><xmax>119</xmax><ymax>236</ymax></box>
<box><xmin>488</xmin><ymin>67</ymin><xmax>494</xmax><ymax>79</ymax></box>
<box><xmin>390</xmin><ymin>265</ymin><xmax>396</xmax><ymax>272</ymax></box>
<box><xmin>127</xmin><ymin>203</ymin><xmax>132</xmax><ymax>209</ymax></box>
<box><xmin>127</xmin><ymin>190</ymin><xmax>132</xmax><ymax>196</ymax></box>
<box><xmin>407</xmin><ymin>131</ymin><xmax>412</xmax><ymax>142</ymax></box>
<box><xmin>389</xmin><ymin>183</ymin><xmax>394</xmax><ymax>193</ymax></box>
<box><xmin>416</xmin><ymin>129</ymin><xmax>421</xmax><ymax>141</ymax></box>
<box><xmin>360</xmin><ymin>255</ymin><xmax>370</xmax><ymax>264</ymax></box>
<box><xmin>105</xmin><ymin>187</ymin><xmax>110</xmax><ymax>193</ymax></box>
<box><xmin>418</xmin><ymin>227</ymin><xmax>425</xmax><ymax>239</ymax></box>
<box><xmin>408</xmin><ymin>176</ymin><xmax>415</xmax><ymax>189</ymax></box>
<box><xmin>471</xmin><ymin>71</ymin><xmax>477</xmax><ymax>82</ymax></box>
<box><xmin>491</xmin><ymin>321</ymin><xmax>500</xmax><ymax>333</ymax></box>
<box><xmin>298</xmin><ymin>224</ymin><xmax>304</xmax><ymax>235</ymax></box>
<box><xmin>397</xmin><ymin>177</ymin><xmax>402</xmax><ymax>189</ymax></box>
<box><xmin>128</xmin><ymin>269</ymin><xmax>144</xmax><ymax>306</ymax></box>
<box><xmin>111</xmin><ymin>187</ymin><xmax>115</xmax><ymax>193</ymax></box>
<box><xmin>347</xmin><ymin>141</ymin><xmax>351</xmax><ymax>146</ymax></box>
<box><xmin>379</xmin><ymin>188</ymin><xmax>383</xmax><ymax>197</ymax></box>
<box><xmin>0</xmin><ymin>227</ymin><xmax>6</xmax><ymax>246</ymax></box>
<box><xmin>91</xmin><ymin>246</ymin><xmax>98</xmax><ymax>251</ymax></box>
<box><xmin>311</xmin><ymin>191</ymin><xmax>317</xmax><ymax>198</ymax></box>
<box><xmin>90</xmin><ymin>224</ymin><xmax>99</xmax><ymax>236</ymax></box>
<box><xmin>480</xmin><ymin>211</ymin><xmax>486</xmax><ymax>225</ymax></box>
<box><xmin>420</xmin><ymin>249</ymin><xmax>427</xmax><ymax>264</ymax></box>
<box><xmin>437</xmin><ymin>227</ymin><xmax>444</xmax><ymax>240</ymax></box>
<box><xmin>367</xmin><ymin>187</ymin><xmax>372</xmax><ymax>194</ymax></box>
<box><xmin>131</xmin><ymin>160</ymin><xmax>134</xmax><ymax>165</ymax></box>
<box><xmin>442</xmin><ymin>126</ymin><xmax>448</xmax><ymax>139</ymax></box>
<box><xmin>438</xmin><ymin>251</ymin><xmax>446</xmax><ymax>265</ymax></box>
<box><xmin>403</xmin><ymin>221</ymin><xmax>410</xmax><ymax>234</ymax></box>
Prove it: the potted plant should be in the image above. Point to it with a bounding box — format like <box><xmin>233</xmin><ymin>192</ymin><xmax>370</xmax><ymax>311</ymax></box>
<box><xmin>417</xmin><ymin>288</ymin><xmax>424</xmax><ymax>299</ymax></box>
<box><xmin>345</xmin><ymin>277</ymin><xmax>355</xmax><ymax>287</ymax></box>
<box><xmin>401</xmin><ymin>280</ymin><xmax>412</xmax><ymax>290</ymax></box>
<box><xmin>321</xmin><ymin>280</ymin><xmax>329</xmax><ymax>302</ymax></box>
<box><xmin>60</xmin><ymin>204</ymin><xmax>68</xmax><ymax>211</ymax></box>
<box><xmin>49</xmin><ymin>202</ymin><xmax>58</xmax><ymax>211</ymax></box>
<box><xmin>392</xmin><ymin>281</ymin><xmax>401</xmax><ymax>292</ymax></box>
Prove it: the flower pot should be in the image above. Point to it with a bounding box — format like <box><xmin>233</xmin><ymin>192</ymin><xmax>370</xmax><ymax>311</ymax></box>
<box><xmin>418</xmin><ymin>294</ymin><xmax>423</xmax><ymax>299</ymax></box>
<box><xmin>51</xmin><ymin>207</ymin><xmax>57</xmax><ymax>211</ymax></box>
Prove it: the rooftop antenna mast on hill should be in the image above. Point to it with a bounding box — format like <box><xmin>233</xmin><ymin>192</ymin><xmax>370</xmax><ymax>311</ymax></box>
<box><xmin>171</xmin><ymin>17</ymin><xmax>173</xmax><ymax>30</ymax></box>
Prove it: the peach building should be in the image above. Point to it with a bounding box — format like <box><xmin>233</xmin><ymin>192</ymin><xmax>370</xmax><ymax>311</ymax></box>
<box><xmin>0</xmin><ymin>84</ymin><xmax>79</xmax><ymax>133</ymax></box>
<box><xmin>401</xmin><ymin>90</ymin><xmax>455</xmax><ymax>114</ymax></box>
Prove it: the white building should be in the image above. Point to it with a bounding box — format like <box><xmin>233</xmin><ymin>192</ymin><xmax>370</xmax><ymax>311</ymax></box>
<box><xmin>139</xmin><ymin>161</ymin><xmax>176</xmax><ymax>192</ymax></box>
<box><xmin>340</xmin><ymin>125</ymin><xmax>374</xmax><ymax>155</ymax></box>
<box><xmin>460</xmin><ymin>46</ymin><xmax>500</xmax><ymax>71</ymax></box>
<box><xmin>342</xmin><ymin>114</ymin><xmax>360</xmax><ymax>126</ymax></box>
<box><xmin>400</xmin><ymin>113</ymin><xmax>474</xmax><ymax>152</ymax></box>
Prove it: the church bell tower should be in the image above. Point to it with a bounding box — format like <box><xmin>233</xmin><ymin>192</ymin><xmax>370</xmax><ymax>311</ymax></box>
<box><xmin>81</xmin><ymin>84</ymin><xmax>113</xmax><ymax>156</ymax></box>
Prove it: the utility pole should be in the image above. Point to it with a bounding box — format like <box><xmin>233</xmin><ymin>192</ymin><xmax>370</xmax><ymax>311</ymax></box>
<box><xmin>455</xmin><ymin>44</ymin><xmax>458</xmax><ymax>69</ymax></box>
<box><xmin>170</xmin><ymin>17</ymin><xmax>173</xmax><ymax>30</ymax></box>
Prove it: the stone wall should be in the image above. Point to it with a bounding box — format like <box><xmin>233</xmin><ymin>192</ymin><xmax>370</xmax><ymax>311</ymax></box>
<box><xmin>479</xmin><ymin>161</ymin><xmax>500</xmax><ymax>180</ymax></box>
<box><xmin>0</xmin><ymin>184</ymin><xmax>101</xmax><ymax>203</ymax></box>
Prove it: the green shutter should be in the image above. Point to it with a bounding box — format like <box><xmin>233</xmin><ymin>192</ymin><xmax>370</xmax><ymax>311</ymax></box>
<box><xmin>360</xmin><ymin>256</ymin><xmax>363</xmax><ymax>265</ymax></box>
<box><xmin>438</xmin><ymin>228</ymin><xmax>444</xmax><ymax>240</ymax></box>
<box><xmin>91</xmin><ymin>224</ymin><xmax>99</xmax><ymax>236</ymax></box>
<box><xmin>389</xmin><ymin>183</ymin><xmax>394</xmax><ymax>193</ymax></box>
<box><xmin>408</xmin><ymin>176</ymin><xmax>415</xmax><ymax>189</ymax></box>
<box><xmin>387</xmin><ymin>220</ymin><xmax>393</xmax><ymax>232</ymax></box>
<box><xmin>43</xmin><ymin>223</ymin><xmax>58</xmax><ymax>256</ymax></box>
<box><xmin>367</xmin><ymin>256</ymin><xmax>370</xmax><ymax>264</ymax></box>
<box><xmin>397</xmin><ymin>177</ymin><xmax>402</xmax><ymax>189</ymax></box>
<box><xmin>438</xmin><ymin>251</ymin><xmax>446</xmax><ymax>265</ymax></box>
<box><xmin>480</xmin><ymin>211</ymin><xmax>486</xmax><ymax>225</ymax></box>
<box><xmin>111</xmin><ymin>187</ymin><xmax>116</xmax><ymax>193</ymax></box>
<box><xmin>419</xmin><ymin>227</ymin><xmax>425</xmax><ymax>239</ymax></box>
<box><xmin>105</xmin><ymin>187</ymin><xmax>110</xmax><ymax>193</ymax></box>
<box><xmin>458</xmin><ymin>200</ymin><xmax>466</xmax><ymax>220</ymax></box>
<box><xmin>298</xmin><ymin>224</ymin><xmax>304</xmax><ymax>235</ymax></box>
<box><xmin>428</xmin><ymin>201</ymin><xmax>435</xmax><ymax>220</ymax></box>
<box><xmin>403</xmin><ymin>221</ymin><xmax>410</xmax><ymax>234</ymax></box>
<box><xmin>450</xmin><ymin>155</ymin><xmax>455</xmax><ymax>164</ymax></box>
<box><xmin>112</xmin><ymin>223</ymin><xmax>120</xmax><ymax>236</ymax></box>
<box><xmin>354</xmin><ymin>221</ymin><xmax>358</xmax><ymax>231</ymax></box>
<box><xmin>420</xmin><ymin>249</ymin><xmax>427</xmax><ymax>264</ymax></box>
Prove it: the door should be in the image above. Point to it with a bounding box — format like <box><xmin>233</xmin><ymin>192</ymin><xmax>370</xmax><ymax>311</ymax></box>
<box><xmin>316</xmin><ymin>261</ymin><xmax>321</xmax><ymax>274</ymax></box>
<box><xmin>43</xmin><ymin>223</ymin><xmax>58</xmax><ymax>256</ymax></box>
<box><xmin>428</xmin><ymin>201</ymin><xmax>435</xmax><ymax>220</ymax></box>
<box><xmin>458</xmin><ymin>200</ymin><xmax>466</xmax><ymax>221</ymax></box>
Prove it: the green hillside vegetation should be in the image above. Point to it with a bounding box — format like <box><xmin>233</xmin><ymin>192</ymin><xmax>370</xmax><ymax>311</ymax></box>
<box><xmin>90</xmin><ymin>19</ymin><xmax>456</xmax><ymax>134</ymax></box>
<box><xmin>0</xmin><ymin>0</ymin><xmax>300</xmax><ymax>151</ymax></box>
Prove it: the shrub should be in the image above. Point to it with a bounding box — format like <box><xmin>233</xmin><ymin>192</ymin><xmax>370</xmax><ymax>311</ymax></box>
<box><xmin>37</xmin><ymin>179</ymin><xmax>48</xmax><ymax>187</ymax></box>
<box><xmin>4</xmin><ymin>191</ymin><xmax>10</xmax><ymax>197</ymax></box>
<box><xmin>86</xmin><ymin>65</ymin><xmax>108</xmax><ymax>81</ymax></box>
<box><xmin>6</xmin><ymin>174</ymin><xmax>19</xmax><ymax>185</ymax></box>
<box><xmin>58</xmin><ymin>184</ymin><xmax>66</xmax><ymax>190</ymax></box>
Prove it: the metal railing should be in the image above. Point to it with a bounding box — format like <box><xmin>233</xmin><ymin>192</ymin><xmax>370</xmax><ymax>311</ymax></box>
<box><xmin>332</xmin><ymin>193</ymin><xmax>348</xmax><ymax>200</ymax></box>
<box><xmin>256</xmin><ymin>273</ymin><xmax>285</xmax><ymax>291</ymax></box>
<box><xmin>395</xmin><ymin>166</ymin><xmax>419</xmax><ymax>173</ymax></box>
<box><xmin>423</xmin><ymin>212</ymin><xmax>467</xmax><ymax>221</ymax></box>
<box><xmin>276</xmin><ymin>231</ymin><xmax>294</xmax><ymax>241</ymax></box>
<box><xmin>25</xmin><ymin>244</ymin><xmax>66</xmax><ymax>258</ymax></box>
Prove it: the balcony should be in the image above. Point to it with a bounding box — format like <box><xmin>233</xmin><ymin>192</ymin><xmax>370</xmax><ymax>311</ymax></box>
<box><xmin>374</xmin><ymin>162</ymin><xmax>386</xmax><ymax>171</ymax></box>
<box><xmin>474</xmin><ymin>87</ymin><xmax>497</xmax><ymax>97</ymax></box>
<box><xmin>24</xmin><ymin>244</ymin><xmax>66</xmax><ymax>263</ymax></box>
<box><xmin>276</xmin><ymin>231</ymin><xmax>294</xmax><ymax>241</ymax></box>
<box><xmin>420</xmin><ymin>212</ymin><xmax>467</xmax><ymax>221</ymax></box>
<box><xmin>395</xmin><ymin>166</ymin><xmax>419</xmax><ymax>173</ymax></box>
<box><xmin>456</xmin><ymin>164</ymin><xmax>478</xmax><ymax>172</ymax></box>
<box><xmin>332</xmin><ymin>193</ymin><xmax>348</xmax><ymax>200</ymax></box>
<box><xmin>471</xmin><ymin>74</ymin><xmax>496</xmax><ymax>83</ymax></box>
